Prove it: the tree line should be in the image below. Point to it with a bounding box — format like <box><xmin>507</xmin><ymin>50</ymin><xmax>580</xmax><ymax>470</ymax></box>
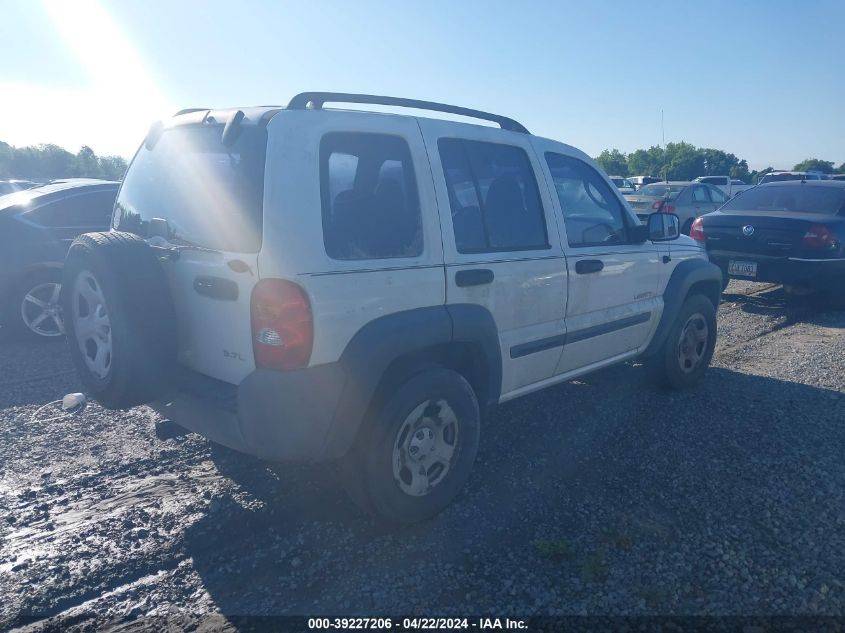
<box><xmin>0</xmin><ymin>141</ymin><xmax>128</xmax><ymax>182</ymax></box>
<box><xmin>595</xmin><ymin>143</ymin><xmax>845</xmax><ymax>184</ymax></box>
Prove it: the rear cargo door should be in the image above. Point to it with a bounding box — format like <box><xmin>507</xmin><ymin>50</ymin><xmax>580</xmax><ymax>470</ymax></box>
<box><xmin>113</xmin><ymin>120</ymin><xmax>268</xmax><ymax>384</ymax></box>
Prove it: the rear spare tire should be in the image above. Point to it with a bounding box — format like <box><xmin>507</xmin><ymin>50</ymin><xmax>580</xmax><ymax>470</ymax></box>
<box><xmin>62</xmin><ymin>231</ymin><xmax>177</xmax><ymax>409</ymax></box>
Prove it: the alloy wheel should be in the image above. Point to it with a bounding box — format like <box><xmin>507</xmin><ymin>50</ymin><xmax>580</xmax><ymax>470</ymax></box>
<box><xmin>20</xmin><ymin>282</ymin><xmax>64</xmax><ymax>337</ymax></box>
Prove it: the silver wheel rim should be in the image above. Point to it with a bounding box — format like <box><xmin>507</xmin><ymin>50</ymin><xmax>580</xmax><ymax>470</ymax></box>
<box><xmin>677</xmin><ymin>312</ymin><xmax>708</xmax><ymax>373</ymax></box>
<box><xmin>392</xmin><ymin>399</ymin><xmax>459</xmax><ymax>497</ymax></box>
<box><xmin>72</xmin><ymin>271</ymin><xmax>113</xmax><ymax>379</ymax></box>
<box><xmin>21</xmin><ymin>282</ymin><xmax>64</xmax><ymax>337</ymax></box>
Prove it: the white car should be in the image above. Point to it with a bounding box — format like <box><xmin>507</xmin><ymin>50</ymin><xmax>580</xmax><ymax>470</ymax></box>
<box><xmin>693</xmin><ymin>176</ymin><xmax>753</xmax><ymax>198</ymax></box>
<box><xmin>62</xmin><ymin>93</ymin><xmax>722</xmax><ymax>523</ymax></box>
<box><xmin>610</xmin><ymin>176</ymin><xmax>635</xmax><ymax>195</ymax></box>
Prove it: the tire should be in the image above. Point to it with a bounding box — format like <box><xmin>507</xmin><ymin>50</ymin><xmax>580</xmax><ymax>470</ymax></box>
<box><xmin>651</xmin><ymin>294</ymin><xmax>717</xmax><ymax>390</ymax></box>
<box><xmin>339</xmin><ymin>368</ymin><xmax>481</xmax><ymax>524</ymax></box>
<box><xmin>3</xmin><ymin>269</ymin><xmax>65</xmax><ymax>341</ymax></box>
<box><xmin>721</xmin><ymin>271</ymin><xmax>730</xmax><ymax>292</ymax></box>
<box><xmin>61</xmin><ymin>231</ymin><xmax>177</xmax><ymax>409</ymax></box>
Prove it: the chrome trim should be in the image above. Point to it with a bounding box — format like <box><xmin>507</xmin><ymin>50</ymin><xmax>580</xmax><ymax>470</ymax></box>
<box><xmin>787</xmin><ymin>257</ymin><xmax>845</xmax><ymax>262</ymax></box>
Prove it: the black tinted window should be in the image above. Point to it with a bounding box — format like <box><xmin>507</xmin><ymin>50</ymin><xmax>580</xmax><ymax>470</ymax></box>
<box><xmin>320</xmin><ymin>133</ymin><xmax>422</xmax><ymax>260</ymax></box>
<box><xmin>24</xmin><ymin>190</ymin><xmax>117</xmax><ymax>228</ymax></box>
<box><xmin>438</xmin><ymin>139</ymin><xmax>548</xmax><ymax>253</ymax></box>
<box><xmin>115</xmin><ymin>125</ymin><xmax>267</xmax><ymax>252</ymax></box>
<box><xmin>545</xmin><ymin>153</ymin><xmax>630</xmax><ymax>247</ymax></box>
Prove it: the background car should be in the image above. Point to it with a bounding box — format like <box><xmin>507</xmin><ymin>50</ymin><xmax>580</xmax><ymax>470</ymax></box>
<box><xmin>625</xmin><ymin>181</ymin><xmax>729</xmax><ymax>233</ymax></box>
<box><xmin>628</xmin><ymin>175</ymin><xmax>662</xmax><ymax>191</ymax></box>
<box><xmin>758</xmin><ymin>171</ymin><xmax>824</xmax><ymax>184</ymax></box>
<box><xmin>610</xmin><ymin>176</ymin><xmax>635</xmax><ymax>194</ymax></box>
<box><xmin>690</xmin><ymin>180</ymin><xmax>845</xmax><ymax>300</ymax></box>
<box><xmin>0</xmin><ymin>179</ymin><xmax>119</xmax><ymax>339</ymax></box>
<box><xmin>0</xmin><ymin>179</ymin><xmax>39</xmax><ymax>195</ymax></box>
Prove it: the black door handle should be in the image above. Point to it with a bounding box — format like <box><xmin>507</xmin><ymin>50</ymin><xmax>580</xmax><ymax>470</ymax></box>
<box><xmin>455</xmin><ymin>268</ymin><xmax>494</xmax><ymax>287</ymax></box>
<box><xmin>575</xmin><ymin>259</ymin><xmax>604</xmax><ymax>274</ymax></box>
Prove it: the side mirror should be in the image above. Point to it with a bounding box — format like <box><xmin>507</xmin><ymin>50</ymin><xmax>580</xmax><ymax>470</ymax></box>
<box><xmin>647</xmin><ymin>212</ymin><xmax>680</xmax><ymax>241</ymax></box>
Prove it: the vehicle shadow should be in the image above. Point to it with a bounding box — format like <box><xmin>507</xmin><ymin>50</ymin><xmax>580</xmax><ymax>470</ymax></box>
<box><xmin>723</xmin><ymin>283</ymin><xmax>844</xmax><ymax>326</ymax></box>
<box><xmin>183</xmin><ymin>364</ymin><xmax>844</xmax><ymax>619</ymax></box>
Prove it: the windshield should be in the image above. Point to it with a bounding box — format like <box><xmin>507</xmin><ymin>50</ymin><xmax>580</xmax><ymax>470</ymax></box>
<box><xmin>114</xmin><ymin>124</ymin><xmax>267</xmax><ymax>252</ymax></box>
<box><xmin>611</xmin><ymin>178</ymin><xmax>626</xmax><ymax>187</ymax></box>
<box><xmin>637</xmin><ymin>184</ymin><xmax>685</xmax><ymax>199</ymax></box>
<box><xmin>720</xmin><ymin>185</ymin><xmax>845</xmax><ymax>215</ymax></box>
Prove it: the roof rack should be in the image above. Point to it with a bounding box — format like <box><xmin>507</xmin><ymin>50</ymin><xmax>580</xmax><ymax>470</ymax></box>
<box><xmin>287</xmin><ymin>92</ymin><xmax>530</xmax><ymax>134</ymax></box>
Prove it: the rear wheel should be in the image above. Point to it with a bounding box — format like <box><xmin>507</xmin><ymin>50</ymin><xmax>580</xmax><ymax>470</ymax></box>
<box><xmin>340</xmin><ymin>368</ymin><xmax>481</xmax><ymax>523</ymax></box>
<box><xmin>62</xmin><ymin>232</ymin><xmax>176</xmax><ymax>409</ymax></box>
<box><xmin>651</xmin><ymin>294</ymin><xmax>717</xmax><ymax>389</ymax></box>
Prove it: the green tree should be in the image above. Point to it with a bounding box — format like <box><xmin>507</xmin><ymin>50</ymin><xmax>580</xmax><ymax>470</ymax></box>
<box><xmin>595</xmin><ymin>149</ymin><xmax>628</xmax><ymax>176</ymax></box>
<box><xmin>0</xmin><ymin>140</ymin><xmax>127</xmax><ymax>181</ymax></box>
<box><xmin>793</xmin><ymin>158</ymin><xmax>834</xmax><ymax>174</ymax></box>
<box><xmin>837</xmin><ymin>162</ymin><xmax>845</xmax><ymax>174</ymax></box>
<box><xmin>664</xmin><ymin>142</ymin><xmax>704</xmax><ymax>180</ymax></box>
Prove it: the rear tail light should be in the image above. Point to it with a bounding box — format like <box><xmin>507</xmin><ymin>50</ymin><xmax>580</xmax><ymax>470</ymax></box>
<box><xmin>800</xmin><ymin>224</ymin><xmax>838</xmax><ymax>250</ymax></box>
<box><xmin>689</xmin><ymin>218</ymin><xmax>705</xmax><ymax>242</ymax></box>
<box><xmin>250</xmin><ymin>279</ymin><xmax>313</xmax><ymax>370</ymax></box>
<box><xmin>651</xmin><ymin>200</ymin><xmax>675</xmax><ymax>213</ymax></box>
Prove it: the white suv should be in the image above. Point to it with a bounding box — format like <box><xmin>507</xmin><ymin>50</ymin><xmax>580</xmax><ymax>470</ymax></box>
<box><xmin>62</xmin><ymin>93</ymin><xmax>722</xmax><ymax>523</ymax></box>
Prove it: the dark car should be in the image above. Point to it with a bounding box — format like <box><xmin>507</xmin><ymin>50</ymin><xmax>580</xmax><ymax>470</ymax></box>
<box><xmin>690</xmin><ymin>180</ymin><xmax>845</xmax><ymax>299</ymax></box>
<box><xmin>0</xmin><ymin>179</ymin><xmax>119</xmax><ymax>339</ymax></box>
<box><xmin>0</xmin><ymin>179</ymin><xmax>39</xmax><ymax>195</ymax></box>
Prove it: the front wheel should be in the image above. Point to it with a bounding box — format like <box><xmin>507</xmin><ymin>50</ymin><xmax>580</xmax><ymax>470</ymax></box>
<box><xmin>340</xmin><ymin>368</ymin><xmax>481</xmax><ymax>524</ymax></box>
<box><xmin>651</xmin><ymin>294</ymin><xmax>717</xmax><ymax>390</ymax></box>
<box><xmin>4</xmin><ymin>270</ymin><xmax>65</xmax><ymax>340</ymax></box>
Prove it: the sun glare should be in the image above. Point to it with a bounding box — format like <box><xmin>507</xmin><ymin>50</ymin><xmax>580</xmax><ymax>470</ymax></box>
<box><xmin>0</xmin><ymin>0</ymin><xmax>172</xmax><ymax>158</ymax></box>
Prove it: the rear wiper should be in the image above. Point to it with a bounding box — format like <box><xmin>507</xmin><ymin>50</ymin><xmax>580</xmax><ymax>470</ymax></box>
<box><xmin>148</xmin><ymin>242</ymin><xmax>222</xmax><ymax>261</ymax></box>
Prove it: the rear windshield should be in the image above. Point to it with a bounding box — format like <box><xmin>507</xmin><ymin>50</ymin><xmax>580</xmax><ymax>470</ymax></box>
<box><xmin>720</xmin><ymin>185</ymin><xmax>845</xmax><ymax>215</ymax></box>
<box><xmin>637</xmin><ymin>184</ymin><xmax>685</xmax><ymax>199</ymax></box>
<box><xmin>759</xmin><ymin>173</ymin><xmax>817</xmax><ymax>184</ymax></box>
<box><xmin>114</xmin><ymin>125</ymin><xmax>267</xmax><ymax>252</ymax></box>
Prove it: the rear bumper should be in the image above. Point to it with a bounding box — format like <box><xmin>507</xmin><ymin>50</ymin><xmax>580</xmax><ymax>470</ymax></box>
<box><xmin>150</xmin><ymin>363</ymin><xmax>347</xmax><ymax>463</ymax></box>
<box><xmin>709</xmin><ymin>252</ymin><xmax>845</xmax><ymax>289</ymax></box>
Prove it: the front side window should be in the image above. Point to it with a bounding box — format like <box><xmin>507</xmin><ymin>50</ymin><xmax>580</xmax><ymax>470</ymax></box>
<box><xmin>545</xmin><ymin>152</ymin><xmax>630</xmax><ymax>248</ymax></box>
<box><xmin>438</xmin><ymin>139</ymin><xmax>548</xmax><ymax>253</ymax></box>
<box><xmin>24</xmin><ymin>190</ymin><xmax>117</xmax><ymax>228</ymax></box>
<box><xmin>320</xmin><ymin>132</ymin><xmax>422</xmax><ymax>260</ymax></box>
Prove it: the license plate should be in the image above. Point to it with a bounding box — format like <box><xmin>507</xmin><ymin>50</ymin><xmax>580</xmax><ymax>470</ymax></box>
<box><xmin>728</xmin><ymin>260</ymin><xmax>757</xmax><ymax>277</ymax></box>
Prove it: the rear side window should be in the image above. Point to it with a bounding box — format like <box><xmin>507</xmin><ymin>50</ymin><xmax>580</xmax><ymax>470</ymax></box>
<box><xmin>320</xmin><ymin>132</ymin><xmax>422</xmax><ymax>260</ymax></box>
<box><xmin>438</xmin><ymin>139</ymin><xmax>548</xmax><ymax>253</ymax></box>
<box><xmin>545</xmin><ymin>153</ymin><xmax>630</xmax><ymax>248</ymax></box>
<box><xmin>24</xmin><ymin>190</ymin><xmax>116</xmax><ymax>228</ymax></box>
<box><xmin>709</xmin><ymin>186</ymin><xmax>728</xmax><ymax>204</ymax></box>
<box><xmin>114</xmin><ymin>125</ymin><xmax>267</xmax><ymax>252</ymax></box>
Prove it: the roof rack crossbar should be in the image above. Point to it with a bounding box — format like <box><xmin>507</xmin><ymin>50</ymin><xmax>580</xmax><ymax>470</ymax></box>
<box><xmin>287</xmin><ymin>92</ymin><xmax>529</xmax><ymax>134</ymax></box>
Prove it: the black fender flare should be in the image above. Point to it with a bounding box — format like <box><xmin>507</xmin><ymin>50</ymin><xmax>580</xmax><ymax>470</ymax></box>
<box><xmin>321</xmin><ymin>304</ymin><xmax>501</xmax><ymax>459</ymax></box>
<box><xmin>644</xmin><ymin>257</ymin><xmax>722</xmax><ymax>356</ymax></box>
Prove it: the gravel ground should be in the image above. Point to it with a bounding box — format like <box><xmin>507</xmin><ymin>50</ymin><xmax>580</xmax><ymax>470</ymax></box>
<box><xmin>1</xmin><ymin>281</ymin><xmax>844</xmax><ymax>630</ymax></box>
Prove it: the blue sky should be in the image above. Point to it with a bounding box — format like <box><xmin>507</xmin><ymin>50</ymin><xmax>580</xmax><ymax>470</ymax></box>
<box><xmin>1</xmin><ymin>0</ymin><xmax>843</xmax><ymax>171</ymax></box>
